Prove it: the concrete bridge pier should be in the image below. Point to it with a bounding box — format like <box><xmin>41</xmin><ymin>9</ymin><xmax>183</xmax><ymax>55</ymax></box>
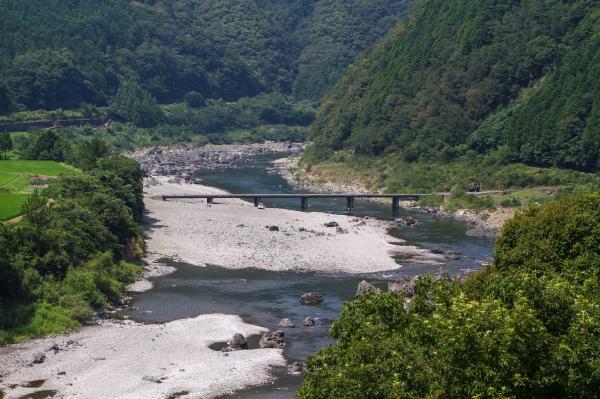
<box><xmin>346</xmin><ymin>196</ymin><xmax>354</xmax><ymax>211</ymax></box>
<box><xmin>301</xmin><ymin>197</ymin><xmax>309</xmax><ymax>210</ymax></box>
<box><xmin>254</xmin><ymin>197</ymin><xmax>261</xmax><ymax>207</ymax></box>
<box><xmin>392</xmin><ymin>196</ymin><xmax>400</xmax><ymax>210</ymax></box>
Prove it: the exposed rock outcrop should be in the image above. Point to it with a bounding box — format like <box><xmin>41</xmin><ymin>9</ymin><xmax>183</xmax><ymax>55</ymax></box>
<box><xmin>299</xmin><ymin>293</ymin><xmax>323</xmax><ymax>305</ymax></box>
<box><xmin>259</xmin><ymin>331</ymin><xmax>285</xmax><ymax>349</ymax></box>
<box><xmin>356</xmin><ymin>281</ymin><xmax>381</xmax><ymax>297</ymax></box>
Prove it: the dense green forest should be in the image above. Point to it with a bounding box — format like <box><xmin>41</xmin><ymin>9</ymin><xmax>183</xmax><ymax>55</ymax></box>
<box><xmin>308</xmin><ymin>0</ymin><xmax>600</xmax><ymax>174</ymax></box>
<box><xmin>299</xmin><ymin>193</ymin><xmax>600</xmax><ymax>397</ymax></box>
<box><xmin>0</xmin><ymin>0</ymin><xmax>411</xmax><ymax>113</ymax></box>
<box><xmin>0</xmin><ymin>135</ymin><xmax>144</xmax><ymax>344</ymax></box>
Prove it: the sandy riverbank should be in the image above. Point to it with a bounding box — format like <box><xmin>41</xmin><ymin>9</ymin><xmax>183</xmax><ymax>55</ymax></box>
<box><xmin>0</xmin><ymin>315</ymin><xmax>284</xmax><ymax>399</ymax></box>
<box><xmin>272</xmin><ymin>156</ymin><xmax>515</xmax><ymax>238</ymax></box>
<box><xmin>143</xmin><ymin>177</ymin><xmax>445</xmax><ymax>274</ymax></box>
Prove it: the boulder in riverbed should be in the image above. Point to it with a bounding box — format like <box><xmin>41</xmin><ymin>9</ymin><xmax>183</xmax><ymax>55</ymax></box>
<box><xmin>392</xmin><ymin>216</ymin><xmax>420</xmax><ymax>228</ymax></box>
<box><xmin>222</xmin><ymin>333</ymin><xmax>249</xmax><ymax>351</ymax></box>
<box><xmin>356</xmin><ymin>281</ymin><xmax>381</xmax><ymax>297</ymax></box>
<box><xmin>259</xmin><ymin>331</ymin><xmax>285</xmax><ymax>349</ymax></box>
<box><xmin>278</xmin><ymin>318</ymin><xmax>295</xmax><ymax>328</ymax></box>
<box><xmin>324</xmin><ymin>221</ymin><xmax>339</xmax><ymax>228</ymax></box>
<box><xmin>31</xmin><ymin>352</ymin><xmax>46</xmax><ymax>364</ymax></box>
<box><xmin>48</xmin><ymin>343</ymin><xmax>61</xmax><ymax>352</ymax></box>
<box><xmin>388</xmin><ymin>276</ymin><xmax>416</xmax><ymax>298</ymax></box>
<box><xmin>142</xmin><ymin>375</ymin><xmax>162</xmax><ymax>384</ymax></box>
<box><xmin>288</xmin><ymin>361</ymin><xmax>305</xmax><ymax>375</ymax></box>
<box><xmin>299</xmin><ymin>292</ymin><xmax>323</xmax><ymax>305</ymax></box>
<box><xmin>303</xmin><ymin>317</ymin><xmax>316</xmax><ymax>327</ymax></box>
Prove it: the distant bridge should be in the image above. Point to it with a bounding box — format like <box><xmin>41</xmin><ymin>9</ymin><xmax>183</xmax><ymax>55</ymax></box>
<box><xmin>161</xmin><ymin>193</ymin><xmax>445</xmax><ymax>211</ymax></box>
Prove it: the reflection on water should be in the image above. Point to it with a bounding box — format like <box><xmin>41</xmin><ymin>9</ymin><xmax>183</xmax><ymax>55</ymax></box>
<box><xmin>131</xmin><ymin>153</ymin><xmax>495</xmax><ymax>398</ymax></box>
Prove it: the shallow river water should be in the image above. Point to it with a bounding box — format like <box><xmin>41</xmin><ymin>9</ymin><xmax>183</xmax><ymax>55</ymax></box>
<box><xmin>125</xmin><ymin>154</ymin><xmax>494</xmax><ymax>398</ymax></box>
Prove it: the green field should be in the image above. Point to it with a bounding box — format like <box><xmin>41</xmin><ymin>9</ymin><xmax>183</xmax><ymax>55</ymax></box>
<box><xmin>0</xmin><ymin>160</ymin><xmax>77</xmax><ymax>221</ymax></box>
<box><xmin>0</xmin><ymin>193</ymin><xmax>29</xmax><ymax>220</ymax></box>
<box><xmin>0</xmin><ymin>160</ymin><xmax>77</xmax><ymax>175</ymax></box>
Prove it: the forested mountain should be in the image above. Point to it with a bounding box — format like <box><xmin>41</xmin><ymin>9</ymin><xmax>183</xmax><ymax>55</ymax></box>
<box><xmin>309</xmin><ymin>0</ymin><xmax>600</xmax><ymax>173</ymax></box>
<box><xmin>0</xmin><ymin>0</ymin><xmax>411</xmax><ymax>113</ymax></box>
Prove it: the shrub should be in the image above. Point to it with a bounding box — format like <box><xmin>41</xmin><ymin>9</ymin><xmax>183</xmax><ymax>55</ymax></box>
<box><xmin>499</xmin><ymin>196</ymin><xmax>521</xmax><ymax>208</ymax></box>
<box><xmin>494</xmin><ymin>193</ymin><xmax>600</xmax><ymax>275</ymax></box>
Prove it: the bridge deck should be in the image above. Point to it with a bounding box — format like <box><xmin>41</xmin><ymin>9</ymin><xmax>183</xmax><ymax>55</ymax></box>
<box><xmin>160</xmin><ymin>193</ymin><xmax>443</xmax><ymax>210</ymax></box>
<box><xmin>161</xmin><ymin>193</ymin><xmax>434</xmax><ymax>199</ymax></box>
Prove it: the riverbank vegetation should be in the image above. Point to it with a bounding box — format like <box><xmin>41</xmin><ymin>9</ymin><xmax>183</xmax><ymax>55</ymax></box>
<box><xmin>0</xmin><ymin>137</ymin><xmax>145</xmax><ymax>344</ymax></box>
<box><xmin>299</xmin><ymin>192</ymin><xmax>600</xmax><ymax>397</ymax></box>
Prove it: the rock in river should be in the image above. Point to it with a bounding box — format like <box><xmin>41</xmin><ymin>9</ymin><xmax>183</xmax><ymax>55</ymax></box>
<box><xmin>303</xmin><ymin>317</ymin><xmax>316</xmax><ymax>327</ymax></box>
<box><xmin>278</xmin><ymin>318</ymin><xmax>295</xmax><ymax>328</ymax></box>
<box><xmin>356</xmin><ymin>280</ymin><xmax>381</xmax><ymax>297</ymax></box>
<box><xmin>288</xmin><ymin>362</ymin><xmax>306</xmax><ymax>375</ymax></box>
<box><xmin>392</xmin><ymin>216</ymin><xmax>420</xmax><ymax>228</ymax></box>
<box><xmin>299</xmin><ymin>292</ymin><xmax>323</xmax><ymax>305</ymax></box>
<box><xmin>259</xmin><ymin>331</ymin><xmax>285</xmax><ymax>349</ymax></box>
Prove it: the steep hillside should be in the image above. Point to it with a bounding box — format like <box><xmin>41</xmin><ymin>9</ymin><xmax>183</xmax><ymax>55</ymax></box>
<box><xmin>309</xmin><ymin>0</ymin><xmax>600</xmax><ymax>173</ymax></box>
<box><xmin>0</xmin><ymin>0</ymin><xmax>411</xmax><ymax>112</ymax></box>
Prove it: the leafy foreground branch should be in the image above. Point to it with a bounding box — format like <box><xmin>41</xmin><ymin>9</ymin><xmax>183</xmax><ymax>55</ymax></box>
<box><xmin>0</xmin><ymin>156</ymin><xmax>145</xmax><ymax>344</ymax></box>
<box><xmin>299</xmin><ymin>193</ymin><xmax>600</xmax><ymax>398</ymax></box>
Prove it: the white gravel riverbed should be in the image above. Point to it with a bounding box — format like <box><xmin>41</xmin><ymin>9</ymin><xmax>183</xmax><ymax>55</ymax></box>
<box><xmin>143</xmin><ymin>177</ymin><xmax>444</xmax><ymax>274</ymax></box>
<box><xmin>0</xmin><ymin>315</ymin><xmax>284</xmax><ymax>399</ymax></box>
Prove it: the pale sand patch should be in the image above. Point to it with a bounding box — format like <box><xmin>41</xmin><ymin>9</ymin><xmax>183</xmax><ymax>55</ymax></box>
<box><xmin>0</xmin><ymin>314</ymin><xmax>284</xmax><ymax>399</ymax></box>
<box><xmin>143</xmin><ymin>177</ymin><xmax>444</xmax><ymax>273</ymax></box>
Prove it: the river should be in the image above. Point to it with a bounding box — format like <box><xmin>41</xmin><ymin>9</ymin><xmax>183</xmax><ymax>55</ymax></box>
<box><xmin>124</xmin><ymin>153</ymin><xmax>494</xmax><ymax>398</ymax></box>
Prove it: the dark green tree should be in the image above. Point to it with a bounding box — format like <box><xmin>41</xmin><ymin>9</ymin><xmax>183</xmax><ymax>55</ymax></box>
<box><xmin>78</xmin><ymin>136</ymin><xmax>110</xmax><ymax>170</ymax></box>
<box><xmin>113</xmin><ymin>81</ymin><xmax>164</xmax><ymax>128</ymax></box>
<box><xmin>0</xmin><ymin>81</ymin><xmax>11</xmax><ymax>114</ymax></box>
<box><xmin>0</xmin><ymin>132</ymin><xmax>12</xmax><ymax>159</ymax></box>
<box><xmin>184</xmin><ymin>91</ymin><xmax>206</xmax><ymax>108</ymax></box>
<box><xmin>25</xmin><ymin>130</ymin><xmax>71</xmax><ymax>162</ymax></box>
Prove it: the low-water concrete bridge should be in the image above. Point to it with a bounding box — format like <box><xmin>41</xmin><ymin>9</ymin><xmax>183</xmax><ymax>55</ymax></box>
<box><xmin>161</xmin><ymin>193</ymin><xmax>444</xmax><ymax>211</ymax></box>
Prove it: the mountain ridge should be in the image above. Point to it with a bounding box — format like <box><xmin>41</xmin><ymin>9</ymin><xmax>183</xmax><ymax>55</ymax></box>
<box><xmin>308</xmin><ymin>0</ymin><xmax>600</xmax><ymax>173</ymax></box>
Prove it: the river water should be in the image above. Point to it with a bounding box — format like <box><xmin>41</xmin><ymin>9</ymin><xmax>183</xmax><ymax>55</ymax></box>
<box><xmin>124</xmin><ymin>154</ymin><xmax>494</xmax><ymax>398</ymax></box>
